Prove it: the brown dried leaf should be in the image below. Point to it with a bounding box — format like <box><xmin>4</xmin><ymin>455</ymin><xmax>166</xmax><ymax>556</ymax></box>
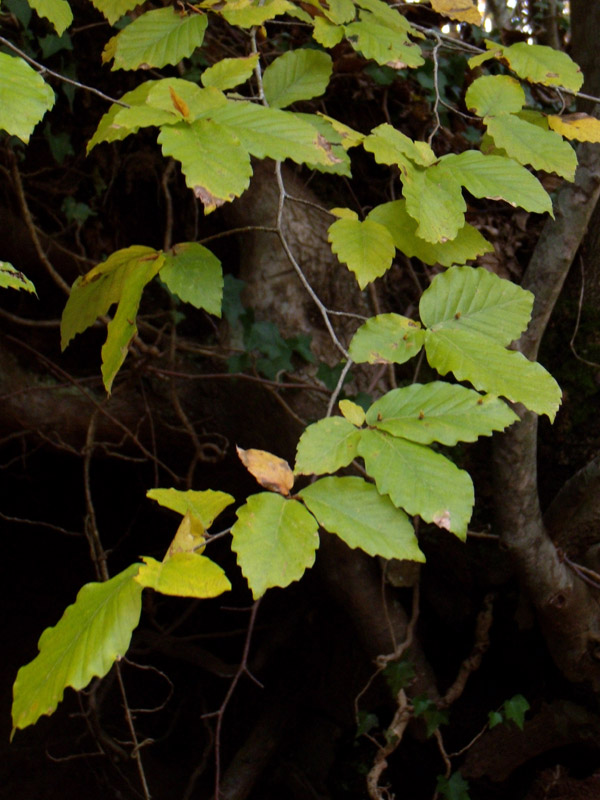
<box><xmin>236</xmin><ymin>446</ymin><xmax>294</xmax><ymax>495</ymax></box>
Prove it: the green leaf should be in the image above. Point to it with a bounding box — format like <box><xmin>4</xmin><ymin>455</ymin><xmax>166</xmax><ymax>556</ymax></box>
<box><xmin>484</xmin><ymin>113</ymin><xmax>576</xmax><ymax>180</ymax></box>
<box><xmin>465</xmin><ymin>75</ymin><xmax>524</xmax><ymax>117</ymax></box>
<box><xmin>358</xmin><ymin>428</ymin><xmax>474</xmax><ymax>537</ymax></box>
<box><xmin>438</xmin><ymin>150</ymin><xmax>553</xmax><ymax>216</ymax></box>
<box><xmin>210</xmin><ymin>100</ymin><xmax>337</xmax><ymax>166</ymax></box>
<box><xmin>87</xmin><ymin>81</ymin><xmax>163</xmax><ymax>151</ymax></box>
<box><xmin>402</xmin><ymin>163</ymin><xmax>465</xmax><ymax>243</ymax></box>
<box><xmin>354</xmin><ymin>0</ymin><xmax>415</xmax><ymax>31</ymax></box>
<box><xmin>158</xmin><ymin>120</ymin><xmax>252</xmax><ymax>213</ymax></box>
<box><xmin>230</xmin><ymin>493</ymin><xmax>319</xmax><ymax>598</ymax></box>
<box><xmin>363</xmin><ymin>123</ymin><xmax>436</xmax><ymax>167</ymax></box>
<box><xmin>135</xmin><ymin>554</ymin><xmax>231</xmax><ymax>598</ymax></box>
<box><xmin>368</xmin><ymin>200</ymin><xmax>493</xmax><ymax>266</ymax></box>
<box><xmin>424</xmin><ymin>328</ymin><xmax>562</xmax><ymax>420</ymax></box>
<box><xmin>419</xmin><ymin>266</ymin><xmax>534</xmax><ymax>345</ymax></box>
<box><xmin>328</xmin><ymin>218</ymin><xmax>395</xmax><ymax>288</ymax></box>
<box><xmin>103</xmin><ymin>7</ymin><xmax>208</xmax><ymax>71</ymax></box>
<box><xmin>339</xmin><ymin>399</ymin><xmax>366</xmax><ymax>427</ymax></box>
<box><xmin>218</xmin><ymin>0</ymin><xmax>294</xmax><ymax>26</ymax></box>
<box><xmin>61</xmin><ymin>245</ymin><xmax>162</xmax><ymax>349</ymax></box>
<box><xmin>201</xmin><ymin>54</ymin><xmax>259</xmax><ymax>90</ymax></box>
<box><xmin>503</xmin><ymin>694</ymin><xmax>530</xmax><ymax>730</ymax></box>
<box><xmin>0</xmin><ymin>53</ymin><xmax>55</xmax><ymax>143</ymax></box>
<box><xmin>299</xmin><ymin>476</ymin><xmax>424</xmax><ymax>561</ymax></box>
<box><xmin>160</xmin><ymin>242</ymin><xmax>223</xmax><ymax>316</ymax></box>
<box><xmin>147</xmin><ymin>488</ymin><xmax>234</xmax><ymax>528</ymax></box>
<box><xmin>413</xmin><ymin>694</ymin><xmax>449</xmax><ymax>738</ymax></box>
<box><xmin>384</xmin><ymin>659</ymin><xmax>415</xmax><ymax>694</ymax></box>
<box><xmin>488</xmin><ymin>710</ymin><xmax>503</xmax><ymax>729</ymax></box>
<box><xmin>27</xmin><ymin>0</ymin><xmax>72</xmax><ymax>34</ymax></box>
<box><xmin>312</xmin><ymin>16</ymin><xmax>345</xmax><ymax>47</ymax></box>
<box><xmin>88</xmin><ymin>0</ymin><xmax>137</xmax><ymax>24</ymax></box>
<box><xmin>344</xmin><ymin>12</ymin><xmax>424</xmax><ymax>68</ymax></box>
<box><xmin>436</xmin><ymin>771</ymin><xmax>471</xmax><ymax>800</ymax></box>
<box><xmin>471</xmin><ymin>40</ymin><xmax>583</xmax><ymax>92</ymax></box>
<box><xmin>263</xmin><ymin>49</ymin><xmax>332</xmax><ymax>109</ymax></box>
<box><xmin>322</xmin><ymin>0</ymin><xmax>355</xmax><ymax>23</ymax></box>
<box><xmin>0</xmin><ymin>261</ymin><xmax>36</xmax><ymax>294</ymax></box>
<box><xmin>348</xmin><ymin>313</ymin><xmax>425</xmax><ymax>364</ymax></box>
<box><xmin>11</xmin><ymin>564</ymin><xmax>142</xmax><ymax>735</ymax></box>
<box><xmin>366</xmin><ymin>382</ymin><xmax>518</xmax><ymax>445</ymax></box>
<box><xmin>295</xmin><ymin>416</ymin><xmax>362</xmax><ymax>475</ymax></box>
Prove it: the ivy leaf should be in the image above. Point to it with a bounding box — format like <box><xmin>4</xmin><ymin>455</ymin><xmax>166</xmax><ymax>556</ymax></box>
<box><xmin>366</xmin><ymin>382</ymin><xmax>518</xmax><ymax>445</ymax></box>
<box><xmin>548</xmin><ymin>113</ymin><xmax>600</xmax><ymax>143</ymax></box>
<box><xmin>503</xmin><ymin>694</ymin><xmax>530</xmax><ymax>730</ymax></box>
<box><xmin>436</xmin><ymin>772</ymin><xmax>471</xmax><ymax>800</ymax></box>
<box><xmin>210</xmin><ymin>101</ymin><xmax>337</xmax><ymax>166</ymax></box>
<box><xmin>263</xmin><ymin>49</ymin><xmax>332</xmax><ymax>109</ymax></box>
<box><xmin>328</xmin><ymin>218</ymin><xmax>395</xmax><ymax>288</ymax></box>
<box><xmin>201</xmin><ymin>54</ymin><xmax>259</xmax><ymax>90</ymax></box>
<box><xmin>344</xmin><ymin>12</ymin><xmax>424</xmax><ymax>68</ymax></box>
<box><xmin>0</xmin><ymin>53</ymin><xmax>55</xmax><ymax>143</ymax></box>
<box><xmin>27</xmin><ymin>0</ymin><xmax>72</xmax><ymax>34</ymax></box>
<box><xmin>11</xmin><ymin>565</ymin><xmax>142</xmax><ymax>736</ymax></box>
<box><xmin>295</xmin><ymin>416</ymin><xmax>362</xmax><ymax>475</ymax></box>
<box><xmin>147</xmin><ymin>488</ymin><xmax>234</xmax><ymax>528</ymax></box>
<box><xmin>135</xmin><ymin>554</ymin><xmax>231</xmax><ymax>598</ymax></box>
<box><xmin>363</xmin><ymin>122</ymin><xmax>436</xmax><ymax>167</ymax></box>
<box><xmin>230</xmin><ymin>493</ymin><xmax>319</xmax><ymax>598</ymax></box>
<box><xmin>419</xmin><ymin>266</ymin><xmax>534</xmax><ymax>345</ymax></box>
<box><xmin>368</xmin><ymin>201</ymin><xmax>493</xmax><ymax>266</ymax></box>
<box><xmin>299</xmin><ymin>476</ymin><xmax>424</xmax><ymax>561</ymax></box>
<box><xmin>348</xmin><ymin>313</ymin><xmax>425</xmax><ymax>364</ymax></box>
<box><xmin>485</xmin><ymin>113</ymin><xmax>576</xmax><ymax>180</ymax></box>
<box><xmin>160</xmin><ymin>242</ymin><xmax>223</xmax><ymax>316</ymax></box>
<box><xmin>102</xmin><ymin>7</ymin><xmax>208</xmax><ymax>71</ymax></box>
<box><xmin>358</xmin><ymin>428</ymin><xmax>474</xmax><ymax>537</ymax></box>
<box><xmin>470</xmin><ymin>40</ymin><xmax>583</xmax><ymax>92</ymax></box>
<box><xmin>488</xmin><ymin>710</ymin><xmax>503</xmax><ymax>729</ymax></box>
<box><xmin>424</xmin><ymin>328</ymin><xmax>562</xmax><ymax>420</ymax></box>
<box><xmin>465</xmin><ymin>75</ymin><xmax>525</xmax><ymax>117</ymax></box>
<box><xmin>88</xmin><ymin>0</ymin><xmax>138</xmax><ymax>24</ymax></box>
<box><xmin>0</xmin><ymin>261</ymin><xmax>36</xmax><ymax>294</ymax></box>
<box><xmin>158</xmin><ymin>120</ymin><xmax>252</xmax><ymax>213</ymax></box>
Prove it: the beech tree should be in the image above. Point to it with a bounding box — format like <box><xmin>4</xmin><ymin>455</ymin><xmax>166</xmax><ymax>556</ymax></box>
<box><xmin>3</xmin><ymin>0</ymin><xmax>600</xmax><ymax>797</ymax></box>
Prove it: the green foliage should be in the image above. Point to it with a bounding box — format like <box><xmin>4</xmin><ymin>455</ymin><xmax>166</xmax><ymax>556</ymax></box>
<box><xmin>412</xmin><ymin>694</ymin><xmax>449</xmax><ymax>737</ymax></box>
<box><xmin>0</xmin><ymin>261</ymin><xmax>36</xmax><ymax>294</ymax></box>
<box><xmin>489</xmin><ymin>694</ymin><xmax>530</xmax><ymax>730</ymax></box>
<box><xmin>0</xmin><ymin>52</ymin><xmax>55</xmax><ymax>143</ymax></box>
<box><xmin>436</xmin><ymin>771</ymin><xmax>471</xmax><ymax>800</ymax></box>
<box><xmin>263</xmin><ymin>49</ymin><xmax>332</xmax><ymax>108</ymax></box>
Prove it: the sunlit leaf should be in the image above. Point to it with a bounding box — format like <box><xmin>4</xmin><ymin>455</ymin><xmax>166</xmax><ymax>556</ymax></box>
<box><xmin>201</xmin><ymin>54</ymin><xmax>259</xmax><ymax>90</ymax></box>
<box><xmin>135</xmin><ymin>553</ymin><xmax>231</xmax><ymax>597</ymax></box>
<box><xmin>328</xmin><ymin>217</ymin><xmax>395</xmax><ymax>288</ymax></box>
<box><xmin>322</xmin><ymin>0</ymin><xmax>354</xmax><ymax>23</ymax></box>
<box><xmin>344</xmin><ymin>12</ymin><xmax>424</xmax><ymax>68</ymax></box>
<box><xmin>237</xmin><ymin>446</ymin><xmax>295</xmax><ymax>495</ymax></box>
<box><xmin>217</xmin><ymin>0</ymin><xmax>294</xmax><ymax>27</ymax></box>
<box><xmin>0</xmin><ymin>262</ymin><xmax>36</xmax><ymax>294</ymax></box>
<box><xmin>339</xmin><ymin>399</ymin><xmax>366</xmax><ymax>427</ymax></box>
<box><xmin>402</xmin><ymin>163</ymin><xmax>465</xmax><ymax>243</ymax></box>
<box><xmin>0</xmin><ymin>53</ymin><xmax>55</xmax><ymax>143</ymax></box>
<box><xmin>12</xmin><ymin>565</ymin><xmax>142</xmax><ymax>735</ymax></box>
<box><xmin>349</xmin><ymin>313</ymin><xmax>425</xmax><ymax>364</ymax></box>
<box><xmin>88</xmin><ymin>0</ymin><xmax>137</xmax><ymax>24</ymax></box>
<box><xmin>230</xmin><ymin>493</ymin><xmax>319</xmax><ymax>598</ymax></box>
<box><xmin>366</xmin><ymin>382</ymin><xmax>518</xmax><ymax>445</ymax></box>
<box><xmin>548</xmin><ymin>113</ymin><xmax>600</xmax><ymax>143</ymax></box>
<box><xmin>465</xmin><ymin>75</ymin><xmax>524</xmax><ymax>117</ymax></box>
<box><xmin>312</xmin><ymin>16</ymin><xmax>345</xmax><ymax>47</ymax></box>
<box><xmin>470</xmin><ymin>40</ymin><xmax>583</xmax><ymax>92</ymax></box>
<box><xmin>299</xmin><ymin>476</ymin><xmax>424</xmax><ymax>561</ymax></box>
<box><xmin>27</xmin><ymin>0</ymin><xmax>72</xmax><ymax>34</ymax></box>
<box><xmin>263</xmin><ymin>49</ymin><xmax>332</xmax><ymax>108</ymax></box>
<box><xmin>358</xmin><ymin>428</ymin><xmax>474</xmax><ymax>537</ymax></box>
<box><xmin>295</xmin><ymin>416</ymin><xmax>362</xmax><ymax>475</ymax></box>
<box><xmin>160</xmin><ymin>242</ymin><xmax>223</xmax><ymax>316</ymax></box>
<box><xmin>147</xmin><ymin>487</ymin><xmax>234</xmax><ymax>528</ymax></box>
<box><xmin>364</xmin><ymin>122</ymin><xmax>436</xmax><ymax>167</ymax></box>
<box><xmin>431</xmin><ymin>0</ymin><xmax>480</xmax><ymax>25</ymax></box>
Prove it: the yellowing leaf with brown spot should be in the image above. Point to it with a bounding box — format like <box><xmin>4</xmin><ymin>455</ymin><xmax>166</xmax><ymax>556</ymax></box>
<box><xmin>237</xmin><ymin>447</ymin><xmax>295</xmax><ymax>495</ymax></box>
<box><xmin>548</xmin><ymin>113</ymin><xmax>600</xmax><ymax>143</ymax></box>
<box><xmin>431</xmin><ymin>0</ymin><xmax>481</xmax><ymax>25</ymax></box>
<box><xmin>166</xmin><ymin>511</ymin><xmax>206</xmax><ymax>558</ymax></box>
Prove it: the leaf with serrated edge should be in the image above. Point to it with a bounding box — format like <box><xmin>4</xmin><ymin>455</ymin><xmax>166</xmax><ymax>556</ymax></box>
<box><xmin>424</xmin><ymin>328</ymin><xmax>561</xmax><ymax>420</ymax></box>
<box><xmin>366</xmin><ymin>382</ymin><xmax>518</xmax><ymax>445</ymax></box>
<box><xmin>548</xmin><ymin>113</ymin><xmax>600</xmax><ymax>143</ymax></box>
<box><xmin>328</xmin><ymin>218</ymin><xmax>395</xmax><ymax>288</ymax></box>
<box><xmin>0</xmin><ymin>262</ymin><xmax>36</xmax><ymax>294</ymax></box>
<box><xmin>0</xmin><ymin>53</ymin><xmax>55</xmax><ymax>143</ymax></box>
<box><xmin>367</xmin><ymin>201</ymin><xmax>492</xmax><ymax>266</ymax></box>
<box><xmin>431</xmin><ymin>0</ymin><xmax>480</xmax><ymax>24</ymax></box>
<box><xmin>160</xmin><ymin>242</ymin><xmax>223</xmax><ymax>316</ymax></box>
<box><xmin>295</xmin><ymin>416</ymin><xmax>361</xmax><ymax>475</ymax></box>
<box><xmin>87</xmin><ymin>82</ymin><xmax>161</xmax><ymax>151</ymax></box>
<box><xmin>313</xmin><ymin>16</ymin><xmax>345</xmax><ymax>47</ymax></box>
<box><xmin>158</xmin><ymin>120</ymin><xmax>252</xmax><ymax>213</ymax></box>
<box><xmin>402</xmin><ymin>163</ymin><xmax>465</xmax><ymax>243</ymax></box>
<box><xmin>358</xmin><ymin>428</ymin><xmax>474</xmax><ymax>537</ymax></box>
<box><xmin>299</xmin><ymin>476</ymin><xmax>424</xmax><ymax>561</ymax></box>
<box><xmin>344</xmin><ymin>14</ymin><xmax>424</xmax><ymax>68</ymax></box>
<box><xmin>201</xmin><ymin>54</ymin><xmax>259</xmax><ymax>90</ymax></box>
<box><xmin>419</xmin><ymin>266</ymin><xmax>534</xmax><ymax>345</ymax></box>
<box><xmin>135</xmin><ymin>554</ymin><xmax>231</xmax><ymax>597</ymax></box>
<box><xmin>89</xmin><ymin>0</ymin><xmax>138</xmax><ymax>24</ymax></box>
<box><xmin>364</xmin><ymin>123</ymin><xmax>436</xmax><ymax>167</ymax></box>
<box><xmin>349</xmin><ymin>313</ymin><xmax>425</xmax><ymax>365</ymax></box>
<box><xmin>219</xmin><ymin>0</ymin><xmax>294</xmax><ymax>27</ymax></box>
<box><xmin>485</xmin><ymin>113</ymin><xmax>576</xmax><ymax>180</ymax></box>
<box><xmin>465</xmin><ymin>75</ymin><xmax>524</xmax><ymax>117</ymax></box>
<box><xmin>27</xmin><ymin>0</ymin><xmax>72</xmax><ymax>34</ymax></box>
<box><xmin>263</xmin><ymin>49</ymin><xmax>332</xmax><ymax>109</ymax></box>
<box><xmin>339</xmin><ymin>399</ymin><xmax>365</xmax><ymax>427</ymax></box>
<box><xmin>103</xmin><ymin>8</ymin><xmax>208</xmax><ymax>71</ymax></box>
<box><xmin>12</xmin><ymin>564</ymin><xmax>142</xmax><ymax>736</ymax></box>
<box><xmin>231</xmin><ymin>493</ymin><xmax>319</xmax><ymax>598</ymax></box>
<box><xmin>490</xmin><ymin>41</ymin><xmax>583</xmax><ymax>92</ymax></box>
<box><xmin>237</xmin><ymin>447</ymin><xmax>294</xmax><ymax>495</ymax></box>
<box><xmin>147</xmin><ymin>488</ymin><xmax>234</xmax><ymax>528</ymax></box>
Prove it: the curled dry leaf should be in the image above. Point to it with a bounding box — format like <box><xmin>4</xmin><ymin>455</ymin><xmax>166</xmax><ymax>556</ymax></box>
<box><xmin>236</xmin><ymin>446</ymin><xmax>295</xmax><ymax>495</ymax></box>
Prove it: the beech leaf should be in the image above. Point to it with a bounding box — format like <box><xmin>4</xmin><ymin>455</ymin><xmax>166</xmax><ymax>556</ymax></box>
<box><xmin>295</xmin><ymin>416</ymin><xmax>362</xmax><ymax>475</ymax></box>
<box><xmin>135</xmin><ymin>554</ymin><xmax>231</xmax><ymax>598</ymax></box>
<box><xmin>237</xmin><ymin>446</ymin><xmax>295</xmax><ymax>495</ymax></box>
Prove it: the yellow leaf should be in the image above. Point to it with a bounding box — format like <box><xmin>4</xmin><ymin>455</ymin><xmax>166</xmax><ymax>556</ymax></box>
<box><xmin>547</xmin><ymin>113</ymin><xmax>600</xmax><ymax>143</ymax></box>
<box><xmin>431</xmin><ymin>0</ymin><xmax>481</xmax><ymax>25</ymax></box>
<box><xmin>236</xmin><ymin>446</ymin><xmax>294</xmax><ymax>495</ymax></box>
<box><xmin>339</xmin><ymin>399</ymin><xmax>365</xmax><ymax>427</ymax></box>
<box><xmin>165</xmin><ymin>511</ymin><xmax>206</xmax><ymax>558</ymax></box>
<box><xmin>330</xmin><ymin>207</ymin><xmax>359</xmax><ymax>220</ymax></box>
